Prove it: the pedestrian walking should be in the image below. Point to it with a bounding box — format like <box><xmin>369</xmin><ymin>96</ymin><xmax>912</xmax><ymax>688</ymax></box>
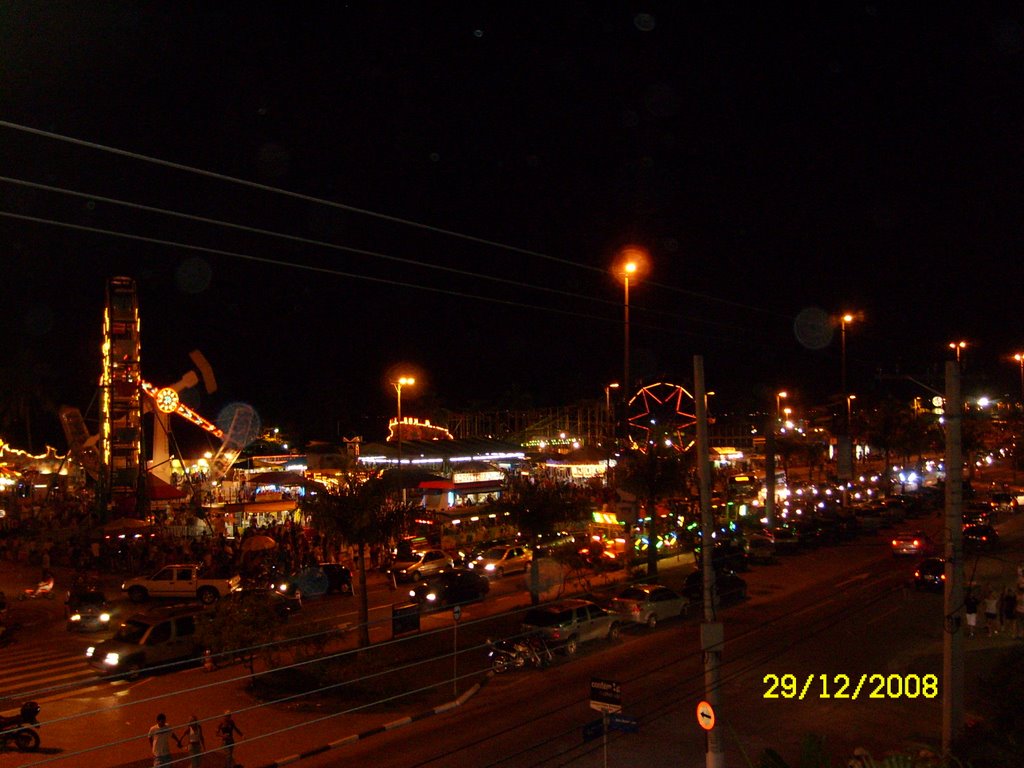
<box><xmin>984</xmin><ymin>588</ymin><xmax>999</xmax><ymax>636</ymax></box>
<box><xmin>148</xmin><ymin>713</ymin><xmax>178</xmax><ymax>768</ymax></box>
<box><xmin>217</xmin><ymin>711</ymin><xmax>243</xmax><ymax>768</ymax></box>
<box><xmin>178</xmin><ymin>714</ymin><xmax>205</xmax><ymax>768</ymax></box>
<box><xmin>965</xmin><ymin>591</ymin><xmax>979</xmax><ymax>638</ymax></box>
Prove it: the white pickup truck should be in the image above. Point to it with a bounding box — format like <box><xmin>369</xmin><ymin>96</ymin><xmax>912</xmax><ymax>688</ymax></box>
<box><xmin>122</xmin><ymin>564</ymin><xmax>241</xmax><ymax>605</ymax></box>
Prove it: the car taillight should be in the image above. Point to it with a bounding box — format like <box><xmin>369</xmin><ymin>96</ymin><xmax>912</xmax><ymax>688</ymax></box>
<box><xmin>914</xmin><ymin>571</ymin><xmax>920</xmax><ymax>578</ymax></box>
<box><xmin>913</xmin><ymin>540</ymin><xmax>920</xmax><ymax>547</ymax></box>
<box><xmin>892</xmin><ymin>540</ymin><xmax>898</xmax><ymax>547</ymax></box>
<box><xmin>550</xmin><ymin>630</ymin><xmax>561</xmax><ymax>640</ymax></box>
<box><xmin>941</xmin><ymin>574</ymin><xmax>946</xmax><ymax>580</ymax></box>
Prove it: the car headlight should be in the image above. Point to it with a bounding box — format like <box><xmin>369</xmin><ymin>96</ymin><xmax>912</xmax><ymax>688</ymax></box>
<box><xmin>70</xmin><ymin>613</ymin><xmax>82</xmax><ymax>622</ymax></box>
<box><xmin>85</xmin><ymin>646</ymin><xmax>95</xmax><ymax>658</ymax></box>
<box><xmin>104</xmin><ymin>652</ymin><xmax>120</xmax><ymax>666</ymax></box>
<box><xmin>276</xmin><ymin>583</ymin><xmax>289</xmax><ymax>593</ymax></box>
<box><xmin>467</xmin><ymin>562</ymin><xmax>476</xmax><ymax>569</ymax></box>
<box><xmin>99</xmin><ymin>613</ymin><xmax>111</xmax><ymax>623</ymax></box>
<box><xmin>426</xmin><ymin>592</ymin><xmax>437</xmax><ymax>601</ymax></box>
<box><xmin>484</xmin><ymin>563</ymin><xmax>495</xmax><ymax>571</ymax></box>
<box><xmin>409</xmin><ymin>590</ymin><xmax>416</xmax><ymax>598</ymax></box>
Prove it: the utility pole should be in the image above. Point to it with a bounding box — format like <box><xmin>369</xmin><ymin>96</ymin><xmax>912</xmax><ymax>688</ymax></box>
<box><xmin>942</xmin><ymin>361</ymin><xmax>965</xmax><ymax>755</ymax></box>
<box><xmin>695</xmin><ymin>356</ymin><xmax>724</xmax><ymax>768</ymax></box>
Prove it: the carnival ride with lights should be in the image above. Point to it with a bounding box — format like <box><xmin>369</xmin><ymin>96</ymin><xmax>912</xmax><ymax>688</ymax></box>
<box><xmin>626</xmin><ymin>381</ymin><xmax>698</xmax><ymax>452</ymax></box>
<box><xmin>60</xmin><ymin>276</ymin><xmax>257</xmax><ymax>513</ymax></box>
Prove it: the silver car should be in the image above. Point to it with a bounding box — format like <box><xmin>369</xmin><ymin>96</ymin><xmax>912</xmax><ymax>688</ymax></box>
<box><xmin>389</xmin><ymin>549</ymin><xmax>454</xmax><ymax>582</ymax></box>
<box><xmin>609</xmin><ymin>584</ymin><xmax>690</xmax><ymax>629</ymax></box>
<box><xmin>467</xmin><ymin>545</ymin><xmax>531</xmax><ymax>579</ymax></box>
<box><xmin>521</xmin><ymin>598</ymin><xmax>621</xmax><ymax>655</ymax></box>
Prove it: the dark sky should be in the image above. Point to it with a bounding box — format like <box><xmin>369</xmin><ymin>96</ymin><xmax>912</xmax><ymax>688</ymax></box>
<box><xmin>2</xmin><ymin>3</ymin><xmax>1024</xmax><ymax>448</ymax></box>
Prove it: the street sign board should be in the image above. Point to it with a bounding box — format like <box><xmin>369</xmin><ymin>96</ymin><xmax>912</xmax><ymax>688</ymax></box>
<box><xmin>696</xmin><ymin>700</ymin><xmax>716</xmax><ymax>731</ymax></box>
<box><xmin>608</xmin><ymin>713</ymin><xmax>639</xmax><ymax>733</ymax></box>
<box><xmin>590</xmin><ymin>677</ymin><xmax>622</xmax><ymax>713</ymax></box>
<box><xmin>452</xmin><ymin>605</ymin><xmax>462</xmax><ymax>621</ymax></box>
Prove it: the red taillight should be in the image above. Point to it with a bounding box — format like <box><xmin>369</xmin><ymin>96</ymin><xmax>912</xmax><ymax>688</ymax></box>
<box><xmin>941</xmin><ymin>574</ymin><xmax>946</xmax><ymax>580</ymax></box>
<box><xmin>913</xmin><ymin>540</ymin><xmax>920</xmax><ymax>547</ymax></box>
<box><xmin>892</xmin><ymin>540</ymin><xmax>899</xmax><ymax>547</ymax></box>
<box><xmin>914</xmin><ymin>571</ymin><xmax>920</xmax><ymax>578</ymax></box>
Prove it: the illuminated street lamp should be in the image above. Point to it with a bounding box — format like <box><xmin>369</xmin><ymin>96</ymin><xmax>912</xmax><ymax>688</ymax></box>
<box><xmin>949</xmin><ymin>340</ymin><xmax>967</xmax><ymax>364</ymax></box>
<box><xmin>392</xmin><ymin>376</ymin><xmax>415</xmax><ymax>499</ymax></box>
<box><xmin>776</xmin><ymin>391</ymin><xmax>788</xmax><ymax>423</ymax></box>
<box><xmin>604</xmin><ymin>382</ymin><xmax>620</xmax><ymax>417</ymax></box>
<box><xmin>614</xmin><ymin>247</ymin><xmax>649</xmax><ymax>401</ymax></box>
<box><xmin>1014</xmin><ymin>353</ymin><xmax>1024</xmax><ymax>404</ymax></box>
<box><xmin>783</xmin><ymin>407</ymin><xmax>793</xmax><ymax>428</ymax></box>
<box><xmin>846</xmin><ymin>394</ymin><xmax>857</xmax><ymax>428</ymax></box>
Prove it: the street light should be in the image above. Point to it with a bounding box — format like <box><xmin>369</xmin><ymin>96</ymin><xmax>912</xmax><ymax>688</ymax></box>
<box><xmin>614</xmin><ymin>247</ymin><xmax>649</xmax><ymax>400</ymax></box>
<box><xmin>604</xmin><ymin>382</ymin><xmax>620</xmax><ymax>417</ymax></box>
<box><xmin>392</xmin><ymin>376</ymin><xmax>415</xmax><ymax>499</ymax></box>
<box><xmin>846</xmin><ymin>394</ymin><xmax>857</xmax><ymax>429</ymax></box>
<box><xmin>1014</xmin><ymin>353</ymin><xmax>1024</xmax><ymax>404</ymax></box>
<box><xmin>949</xmin><ymin>340</ymin><xmax>967</xmax><ymax>364</ymax></box>
<box><xmin>776</xmin><ymin>391</ymin><xmax>788</xmax><ymax>423</ymax></box>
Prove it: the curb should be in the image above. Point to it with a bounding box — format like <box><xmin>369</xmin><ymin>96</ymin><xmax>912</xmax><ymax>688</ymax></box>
<box><xmin>251</xmin><ymin>681</ymin><xmax>485</xmax><ymax>768</ymax></box>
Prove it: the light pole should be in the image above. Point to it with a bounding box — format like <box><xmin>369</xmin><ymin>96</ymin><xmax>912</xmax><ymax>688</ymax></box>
<box><xmin>846</xmin><ymin>394</ymin><xmax>856</xmax><ymax>429</ymax></box>
<box><xmin>776</xmin><ymin>391</ymin><xmax>788</xmax><ymax>424</ymax></box>
<box><xmin>392</xmin><ymin>376</ymin><xmax>415</xmax><ymax>500</ymax></box>
<box><xmin>949</xmin><ymin>340</ymin><xmax>967</xmax><ymax>365</ymax></box>
<box><xmin>1015</xmin><ymin>354</ymin><xmax>1024</xmax><ymax>404</ymax></box>
<box><xmin>614</xmin><ymin>247</ymin><xmax>648</xmax><ymax>419</ymax></box>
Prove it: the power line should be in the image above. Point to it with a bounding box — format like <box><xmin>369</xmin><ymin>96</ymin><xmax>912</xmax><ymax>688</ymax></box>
<box><xmin>0</xmin><ymin>118</ymin><xmax>786</xmax><ymax>317</ymax></box>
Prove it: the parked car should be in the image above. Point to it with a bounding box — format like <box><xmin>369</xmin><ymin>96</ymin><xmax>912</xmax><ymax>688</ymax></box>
<box><xmin>85</xmin><ymin>603</ymin><xmax>206</xmax><ymax>679</ymax></box>
<box><xmin>743</xmin><ymin>532</ymin><xmax>777</xmax><ymax>564</ymax></box>
<box><xmin>521</xmin><ymin>598</ymin><xmax>621</xmax><ymax>655</ymax></box>
<box><xmin>609</xmin><ymin>584</ymin><xmax>690</xmax><ymax>628</ymax></box>
<box><xmin>913</xmin><ymin>557</ymin><xmax>946</xmax><ymax>591</ymax></box>
<box><xmin>65</xmin><ymin>586</ymin><xmax>114</xmax><ymax>632</ymax></box>
<box><xmin>467</xmin><ymin>545</ymin><xmax>531</xmax><ymax>579</ymax></box>
<box><xmin>682</xmin><ymin>568</ymin><xmax>747</xmax><ymax>605</ymax></box>
<box><xmin>766</xmin><ymin>526</ymin><xmax>801</xmax><ymax>554</ymax></box>
<box><xmin>890</xmin><ymin>530</ymin><xmax>938</xmax><ymax>557</ymax></box>
<box><xmin>962</xmin><ymin>524</ymin><xmax>999</xmax><ymax>551</ymax></box>
<box><xmin>389</xmin><ymin>549</ymin><xmax>454</xmax><ymax>582</ymax></box>
<box><xmin>963</xmin><ymin>503</ymin><xmax>993</xmax><ymax>526</ymax></box>
<box><xmin>988</xmin><ymin>492</ymin><xmax>1017</xmax><ymax>514</ymax></box>
<box><xmin>408</xmin><ymin>568</ymin><xmax>490</xmax><ymax>611</ymax></box>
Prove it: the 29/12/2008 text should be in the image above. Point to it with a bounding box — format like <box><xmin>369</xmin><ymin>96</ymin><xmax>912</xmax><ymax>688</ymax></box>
<box><xmin>763</xmin><ymin>673</ymin><xmax>938</xmax><ymax>700</ymax></box>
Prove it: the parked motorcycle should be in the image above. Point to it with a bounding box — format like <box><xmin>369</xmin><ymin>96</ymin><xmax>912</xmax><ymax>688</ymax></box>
<box><xmin>0</xmin><ymin>702</ymin><xmax>41</xmax><ymax>752</ymax></box>
<box><xmin>487</xmin><ymin>635</ymin><xmax>553</xmax><ymax>673</ymax></box>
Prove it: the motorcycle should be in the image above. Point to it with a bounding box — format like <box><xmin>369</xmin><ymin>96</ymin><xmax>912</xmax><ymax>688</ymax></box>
<box><xmin>487</xmin><ymin>635</ymin><xmax>553</xmax><ymax>673</ymax></box>
<box><xmin>0</xmin><ymin>702</ymin><xmax>41</xmax><ymax>752</ymax></box>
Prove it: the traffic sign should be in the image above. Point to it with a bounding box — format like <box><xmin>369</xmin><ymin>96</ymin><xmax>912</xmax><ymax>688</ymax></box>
<box><xmin>608</xmin><ymin>713</ymin><xmax>639</xmax><ymax>733</ymax></box>
<box><xmin>590</xmin><ymin>677</ymin><xmax>622</xmax><ymax>713</ymax></box>
<box><xmin>452</xmin><ymin>605</ymin><xmax>462</xmax><ymax>621</ymax></box>
<box><xmin>696</xmin><ymin>700</ymin><xmax>715</xmax><ymax>731</ymax></box>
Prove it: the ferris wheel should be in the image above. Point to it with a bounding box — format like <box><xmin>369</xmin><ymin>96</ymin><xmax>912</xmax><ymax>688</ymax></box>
<box><xmin>626</xmin><ymin>381</ymin><xmax>697</xmax><ymax>452</ymax></box>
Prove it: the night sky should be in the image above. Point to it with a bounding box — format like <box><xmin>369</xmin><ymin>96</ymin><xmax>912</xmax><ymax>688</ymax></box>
<box><xmin>2</xmin><ymin>3</ymin><xmax>1023</xmax><ymax>449</ymax></box>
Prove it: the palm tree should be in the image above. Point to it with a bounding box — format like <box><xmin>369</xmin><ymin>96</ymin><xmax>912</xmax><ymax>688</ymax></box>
<box><xmin>302</xmin><ymin>474</ymin><xmax>414</xmax><ymax>647</ymax></box>
<box><xmin>616</xmin><ymin>440</ymin><xmax>687</xmax><ymax>578</ymax></box>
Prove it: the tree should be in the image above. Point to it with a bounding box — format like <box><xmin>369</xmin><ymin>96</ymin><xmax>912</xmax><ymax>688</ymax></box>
<box><xmin>195</xmin><ymin>594</ymin><xmax>285</xmax><ymax>677</ymax></box>
<box><xmin>301</xmin><ymin>475</ymin><xmax>413</xmax><ymax>647</ymax></box>
<box><xmin>496</xmin><ymin>479</ymin><xmax>590</xmax><ymax>604</ymax></box>
<box><xmin>616</xmin><ymin>439</ymin><xmax>687</xmax><ymax>578</ymax></box>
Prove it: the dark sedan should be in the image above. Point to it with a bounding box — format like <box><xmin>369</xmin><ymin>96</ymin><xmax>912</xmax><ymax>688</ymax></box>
<box><xmin>65</xmin><ymin>587</ymin><xmax>114</xmax><ymax>632</ymax></box>
<box><xmin>913</xmin><ymin>557</ymin><xmax>946</xmax><ymax>591</ymax></box>
<box><xmin>962</xmin><ymin>524</ymin><xmax>999</xmax><ymax>551</ymax></box>
<box><xmin>408</xmin><ymin>569</ymin><xmax>490</xmax><ymax>611</ymax></box>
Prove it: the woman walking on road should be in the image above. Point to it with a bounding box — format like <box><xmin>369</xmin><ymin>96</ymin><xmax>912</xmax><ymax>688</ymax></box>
<box><xmin>217</xmin><ymin>711</ymin><xmax>243</xmax><ymax>768</ymax></box>
<box><xmin>178</xmin><ymin>714</ymin><xmax>205</xmax><ymax>768</ymax></box>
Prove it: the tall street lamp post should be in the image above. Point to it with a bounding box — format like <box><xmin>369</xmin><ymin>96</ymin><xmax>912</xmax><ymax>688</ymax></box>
<box><xmin>776</xmin><ymin>391</ymin><xmax>787</xmax><ymax>424</ymax></box>
<box><xmin>614</xmin><ymin>247</ymin><xmax>648</xmax><ymax>436</ymax></box>
<box><xmin>949</xmin><ymin>340</ymin><xmax>967</xmax><ymax>365</ymax></box>
<box><xmin>1015</xmin><ymin>353</ymin><xmax>1024</xmax><ymax>404</ymax></box>
<box><xmin>392</xmin><ymin>376</ymin><xmax>415</xmax><ymax>501</ymax></box>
